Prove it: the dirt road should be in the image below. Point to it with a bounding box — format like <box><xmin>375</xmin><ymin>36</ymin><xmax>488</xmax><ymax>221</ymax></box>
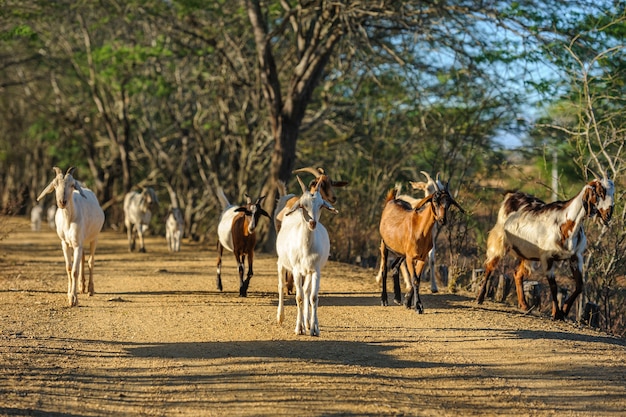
<box><xmin>1</xmin><ymin>217</ymin><xmax>625</xmax><ymax>416</ymax></box>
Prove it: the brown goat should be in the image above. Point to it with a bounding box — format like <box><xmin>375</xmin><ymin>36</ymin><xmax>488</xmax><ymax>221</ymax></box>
<box><xmin>376</xmin><ymin>183</ymin><xmax>463</xmax><ymax>312</ymax></box>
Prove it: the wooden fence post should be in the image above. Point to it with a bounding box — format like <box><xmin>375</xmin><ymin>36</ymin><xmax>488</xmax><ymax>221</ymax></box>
<box><xmin>495</xmin><ymin>274</ymin><xmax>511</xmax><ymax>303</ymax></box>
<box><xmin>523</xmin><ymin>280</ymin><xmax>541</xmax><ymax>309</ymax></box>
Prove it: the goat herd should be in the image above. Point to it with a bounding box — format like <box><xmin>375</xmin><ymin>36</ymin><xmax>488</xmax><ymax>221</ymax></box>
<box><xmin>34</xmin><ymin>165</ymin><xmax>615</xmax><ymax>336</ymax></box>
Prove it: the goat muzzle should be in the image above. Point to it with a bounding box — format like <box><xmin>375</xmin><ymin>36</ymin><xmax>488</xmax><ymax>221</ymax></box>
<box><xmin>308</xmin><ymin>219</ymin><xmax>317</xmax><ymax>230</ymax></box>
<box><xmin>599</xmin><ymin>207</ymin><xmax>613</xmax><ymax>226</ymax></box>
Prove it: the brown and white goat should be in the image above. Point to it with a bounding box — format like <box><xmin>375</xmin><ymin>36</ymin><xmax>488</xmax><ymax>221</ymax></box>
<box><xmin>216</xmin><ymin>189</ymin><xmax>270</xmax><ymax>297</ymax></box>
<box><xmin>274</xmin><ymin>167</ymin><xmax>348</xmax><ymax>294</ymax></box>
<box><xmin>376</xmin><ymin>183</ymin><xmax>464</xmax><ymax>312</ymax></box>
<box><xmin>476</xmin><ymin>176</ymin><xmax>615</xmax><ymax>320</ymax></box>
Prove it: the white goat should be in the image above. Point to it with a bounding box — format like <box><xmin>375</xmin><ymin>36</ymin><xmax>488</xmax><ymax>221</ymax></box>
<box><xmin>476</xmin><ymin>176</ymin><xmax>615</xmax><ymax>320</ymax></box>
<box><xmin>37</xmin><ymin>167</ymin><xmax>105</xmax><ymax>307</ymax></box>
<box><xmin>276</xmin><ymin>176</ymin><xmax>338</xmax><ymax>336</ymax></box>
<box><xmin>166</xmin><ymin>207</ymin><xmax>184</xmax><ymax>253</ymax></box>
<box><xmin>273</xmin><ymin>167</ymin><xmax>347</xmax><ymax>294</ymax></box>
<box><xmin>30</xmin><ymin>205</ymin><xmax>43</xmax><ymax>231</ymax></box>
<box><xmin>47</xmin><ymin>205</ymin><xmax>56</xmax><ymax>229</ymax></box>
<box><xmin>395</xmin><ymin>171</ymin><xmax>444</xmax><ymax>294</ymax></box>
<box><xmin>123</xmin><ymin>187</ymin><xmax>159</xmax><ymax>252</ymax></box>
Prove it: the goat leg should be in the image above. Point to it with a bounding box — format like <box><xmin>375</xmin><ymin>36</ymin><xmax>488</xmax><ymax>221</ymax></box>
<box><xmin>237</xmin><ymin>258</ymin><xmax>247</xmax><ymax>297</ymax></box>
<box><xmin>216</xmin><ymin>242</ymin><xmax>223</xmax><ymax>292</ymax></box>
<box><xmin>390</xmin><ymin>257</ymin><xmax>403</xmax><ymax>305</ymax></box>
<box><xmin>286</xmin><ymin>272</ymin><xmax>294</xmax><ymax>295</ymax></box>
<box><xmin>546</xmin><ymin>274</ymin><xmax>564</xmax><ymax>320</ymax></box>
<box><xmin>378</xmin><ymin>242</ymin><xmax>390</xmax><ymax>306</ymax></box>
<box><xmin>477</xmin><ymin>257</ymin><xmax>500</xmax><ymax>304</ymax></box>
<box><xmin>409</xmin><ymin>259</ymin><xmax>425</xmax><ymax>314</ymax></box>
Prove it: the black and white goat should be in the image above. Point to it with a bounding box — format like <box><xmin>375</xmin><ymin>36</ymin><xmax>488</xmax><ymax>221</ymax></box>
<box><xmin>476</xmin><ymin>176</ymin><xmax>615</xmax><ymax>320</ymax></box>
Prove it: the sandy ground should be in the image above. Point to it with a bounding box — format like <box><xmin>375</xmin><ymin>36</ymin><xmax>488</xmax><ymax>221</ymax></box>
<box><xmin>1</xmin><ymin>216</ymin><xmax>625</xmax><ymax>416</ymax></box>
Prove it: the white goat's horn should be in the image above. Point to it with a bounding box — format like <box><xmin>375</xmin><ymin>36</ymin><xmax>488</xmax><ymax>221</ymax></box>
<box><xmin>296</xmin><ymin>175</ymin><xmax>307</xmax><ymax>193</ymax></box>
<box><xmin>420</xmin><ymin>171</ymin><xmax>433</xmax><ymax>183</ymax></box>
<box><xmin>292</xmin><ymin>167</ymin><xmax>322</xmax><ymax>178</ymax></box>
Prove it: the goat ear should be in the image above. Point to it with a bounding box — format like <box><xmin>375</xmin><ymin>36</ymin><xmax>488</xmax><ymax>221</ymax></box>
<box><xmin>323</xmin><ymin>200</ymin><xmax>339</xmax><ymax>214</ymax></box>
<box><xmin>234</xmin><ymin>207</ymin><xmax>249</xmax><ymax>214</ymax></box>
<box><xmin>37</xmin><ymin>181</ymin><xmax>56</xmax><ymax>202</ymax></box>
<box><xmin>285</xmin><ymin>203</ymin><xmax>300</xmax><ymax>216</ymax></box>
<box><xmin>53</xmin><ymin>167</ymin><xmax>63</xmax><ymax>177</ymax></box>
<box><xmin>410</xmin><ymin>181</ymin><xmax>427</xmax><ymax>191</ymax></box>
<box><xmin>259</xmin><ymin>208</ymin><xmax>271</xmax><ymax>219</ymax></box>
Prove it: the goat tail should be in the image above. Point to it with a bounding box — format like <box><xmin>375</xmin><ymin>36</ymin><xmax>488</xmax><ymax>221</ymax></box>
<box><xmin>217</xmin><ymin>187</ymin><xmax>230</xmax><ymax>210</ymax></box>
<box><xmin>484</xmin><ymin>221</ymin><xmax>506</xmax><ymax>266</ymax></box>
<box><xmin>276</xmin><ymin>180</ymin><xmax>287</xmax><ymax>197</ymax></box>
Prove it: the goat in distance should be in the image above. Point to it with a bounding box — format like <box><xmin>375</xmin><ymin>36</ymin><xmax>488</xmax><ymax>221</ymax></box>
<box><xmin>376</xmin><ymin>180</ymin><xmax>464</xmax><ymax>313</ymax></box>
<box><xmin>216</xmin><ymin>189</ymin><xmax>270</xmax><ymax>297</ymax></box>
<box><xmin>123</xmin><ymin>187</ymin><xmax>159</xmax><ymax>253</ymax></box>
<box><xmin>477</xmin><ymin>175</ymin><xmax>615</xmax><ymax>320</ymax></box>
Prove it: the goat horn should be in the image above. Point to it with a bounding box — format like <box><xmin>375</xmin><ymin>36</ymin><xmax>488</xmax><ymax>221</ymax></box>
<box><xmin>586</xmin><ymin>165</ymin><xmax>600</xmax><ymax>181</ymax></box>
<box><xmin>420</xmin><ymin>171</ymin><xmax>433</xmax><ymax>183</ymax></box>
<box><xmin>292</xmin><ymin>167</ymin><xmax>322</xmax><ymax>178</ymax></box>
<box><xmin>296</xmin><ymin>175</ymin><xmax>308</xmax><ymax>193</ymax></box>
<box><xmin>452</xmin><ymin>198</ymin><xmax>466</xmax><ymax>214</ymax></box>
<box><xmin>66</xmin><ymin>167</ymin><xmax>76</xmax><ymax>177</ymax></box>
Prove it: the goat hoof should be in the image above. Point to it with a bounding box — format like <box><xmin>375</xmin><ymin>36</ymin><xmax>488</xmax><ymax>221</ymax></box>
<box><xmin>393</xmin><ymin>298</ymin><xmax>402</xmax><ymax>305</ymax></box>
<box><xmin>381</xmin><ymin>299</ymin><xmax>388</xmax><ymax>307</ymax></box>
<box><xmin>416</xmin><ymin>306</ymin><xmax>424</xmax><ymax>314</ymax></box>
